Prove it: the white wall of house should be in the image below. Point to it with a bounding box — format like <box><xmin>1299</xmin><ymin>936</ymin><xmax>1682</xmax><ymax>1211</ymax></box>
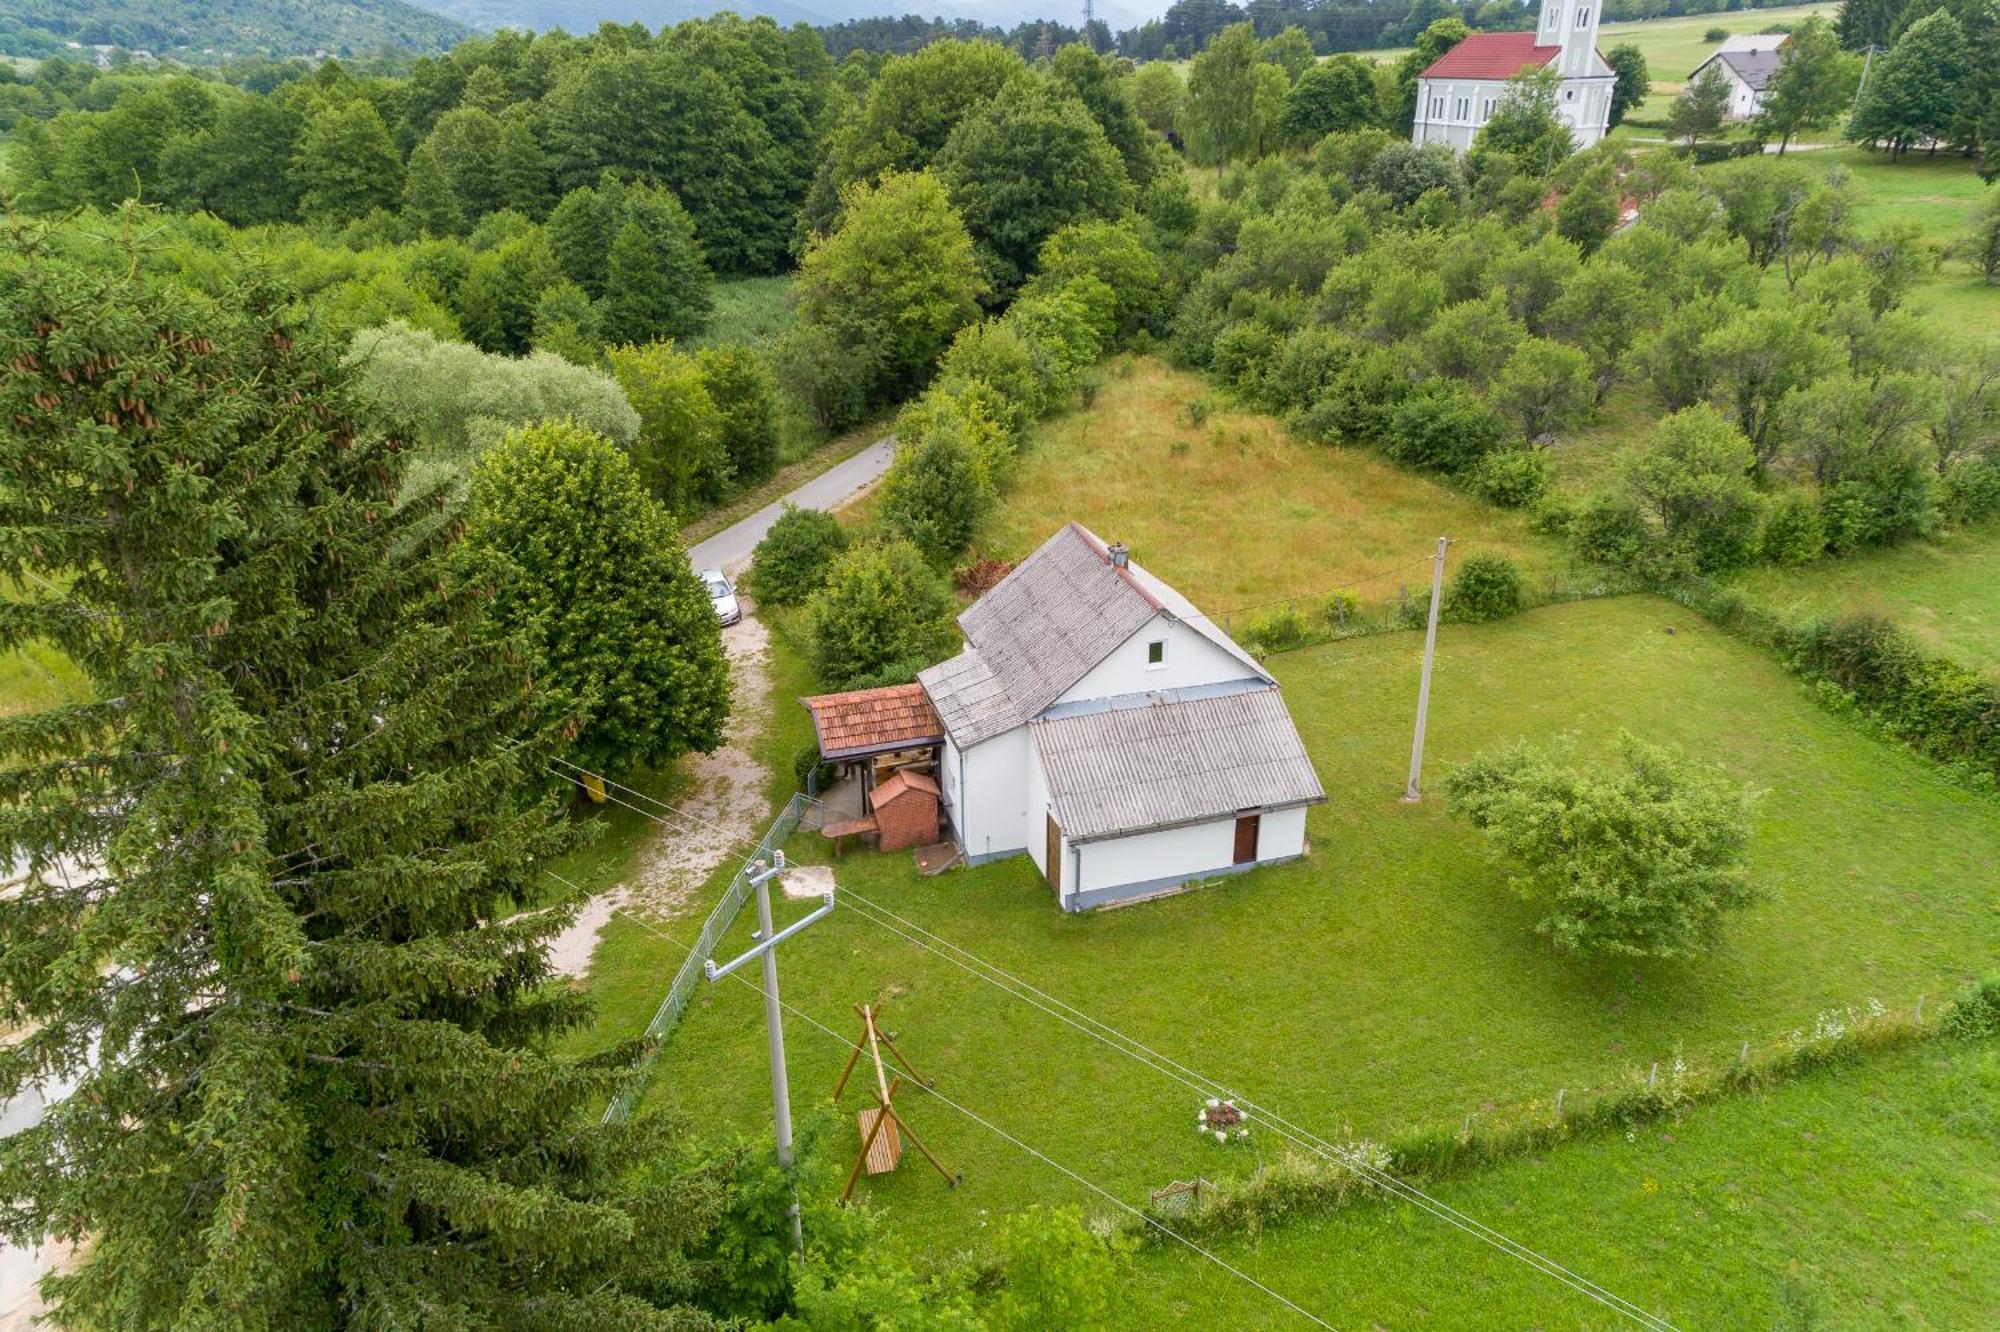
<box><xmin>1069</xmin><ymin>803</ymin><xmax>1311</xmax><ymax>900</ymax></box>
<box><xmin>1722</xmin><ymin>65</ymin><xmax>1762</xmax><ymax>120</ymax></box>
<box><xmin>1055</xmin><ymin>615</ymin><xmax>1254</xmax><ymax>707</ymax></box>
<box><xmin>952</xmin><ymin>727</ymin><xmax>1032</xmax><ymax>861</ymax></box>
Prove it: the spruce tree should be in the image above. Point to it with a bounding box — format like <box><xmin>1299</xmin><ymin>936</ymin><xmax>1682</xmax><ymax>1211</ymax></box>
<box><xmin>0</xmin><ymin>222</ymin><xmax>733</xmax><ymax>1329</ymax></box>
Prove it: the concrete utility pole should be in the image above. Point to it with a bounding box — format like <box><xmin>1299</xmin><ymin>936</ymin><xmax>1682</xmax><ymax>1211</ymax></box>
<box><xmin>705</xmin><ymin>850</ymin><xmax>834</xmax><ymax>1254</ymax></box>
<box><xmin>1402</xmin><ymin>537</ymin><xmax>1451</xmax><ymax>803</ymax></box>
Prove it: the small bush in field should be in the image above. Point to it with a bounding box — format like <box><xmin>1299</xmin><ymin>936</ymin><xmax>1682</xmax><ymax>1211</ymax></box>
<box><xmin>1940</xmin><ymin>975</ymin><xmax>2000</xmax><ymax>1039</ymax></box>
<box><xmin>793</xmin><ymin>742</ymin><xmax>836</xmax><ymax>794</ymax></box>
<box><xmin>1242</xmin><ymin>606</ymin><xmax>1310</xmax><ymax>654</ymax></box>
<box><xmin>1469</xmin><ymin>449</ymin><xmax>1551</xmax><ymax>509</ymax></box>
<box><xmin>1183</xmin><ymin>396</ymin><xmax>1213</xmax><ymax>426</ymax></box>
<box><xmin>1448</xmin><ymin>551</ymin><xmax>1524</xmax><ymax>622</ymax></box>
<box><xmin>1322</xmin><ymin>590</ymin><xmax>1359</xmax><ymax>631</ymax></box>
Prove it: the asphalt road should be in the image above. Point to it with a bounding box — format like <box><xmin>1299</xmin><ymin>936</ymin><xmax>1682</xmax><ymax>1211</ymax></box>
<box><xmin>688</xmin><ymin>434</ymin><xmax>898</xmax><ymax>575</ymax></box>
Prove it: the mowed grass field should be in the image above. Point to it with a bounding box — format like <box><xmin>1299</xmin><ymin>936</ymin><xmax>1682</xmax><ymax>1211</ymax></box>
<box><xmin>1123</xmin><ymin>1036</ymin><xmax>2000</xmax><ymax>1328</ymax></box>
<box><xmin>980</xmin><ymin>357</ymin><xmax>1576</xmax><ymax>614</ymax></box>
<box><xmin>633</xmin><ymin>596</ymin><xmax>2000</xmax><ymax>1255</ymax></box>
<box><xmin>1732</xmin><ymin>525</ymin><xmax>2000</xmax><ymax>674</ymax></box>
<box><xmin>1354</xmin><ymin>3</ymin><xmax>1834</xmax><ymax>69</ymax></box>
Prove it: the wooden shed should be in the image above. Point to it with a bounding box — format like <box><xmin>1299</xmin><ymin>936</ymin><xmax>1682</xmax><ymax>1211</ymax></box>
<box><xmin>870</xmin><ymin>770</ymin><xmax>941</xmax><ymax>852</ymax></box>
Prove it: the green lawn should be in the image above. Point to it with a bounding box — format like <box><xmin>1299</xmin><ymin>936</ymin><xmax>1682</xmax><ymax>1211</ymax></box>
<box><xmin>1120</xmin><ymin>1036</ymin><xmax>2000</xmax><ymax>1328</ymax></box>
<box><xmin>1731</xmin><ymin>524</ymin><xmax>2000</xmax><ymax>674</ymax></box>
<box><xmin>627</xmin><ymin>596</ymin><xmax>1999</xmax><ymax>1258</ymax></box>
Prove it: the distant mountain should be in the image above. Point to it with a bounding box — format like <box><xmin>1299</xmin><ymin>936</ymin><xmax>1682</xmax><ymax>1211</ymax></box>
<box><xmin>410</xmin><ymin>0</ymin><xmax>1157</xmax><ymax>38</ymax></box>
<box><xmin>0</xmin><ymin>0</ymin><xmax>475</xmax><ymax>58</ymax></box>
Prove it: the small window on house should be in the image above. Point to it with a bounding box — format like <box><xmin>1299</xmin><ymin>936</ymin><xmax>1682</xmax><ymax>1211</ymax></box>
<box><xmin>1565</xmin><ymin>87</ymin><xmax>1575</xmax><ymax>100</ymax></box>
<box><xmin>1146</xmin><ymin>639</ymin><xmax>1167</xmax><ymax>668</ymax></box>
<box><xmin>1454</xmin><ymin>97</ymin><xmax>1469</xmax><ymax>120</ymax></box>
<box><xmin>1545</xmin><ymin>7</ymin><xmax>1558</xmax><ymax>27</ymax></box>
<box><xmin>1576</xmin><ymin>7</ymin><xmax>1590</xmax><ymax>26</ymax></box>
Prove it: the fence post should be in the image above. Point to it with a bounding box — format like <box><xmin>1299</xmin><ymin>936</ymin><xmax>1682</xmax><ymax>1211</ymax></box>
<box><xmin>1554</xmin><ymin>1088</ymin><xmax>1565</xmax><ymax>1121</ymax></box>
<box><xmin>1646</xmin><ymin>1062</ymin><xmax>1658</xmax><ymax>1091</ymax></box>
<box><xmin>1738</xmin><ymin>1040</ymin><xmax>1750</xmax><ymax>1064</ymax></box>
<box><xmin>1914</xmin><ymin>994</ymin><xmax>1925</xmax><ymax>1023</ymax></box>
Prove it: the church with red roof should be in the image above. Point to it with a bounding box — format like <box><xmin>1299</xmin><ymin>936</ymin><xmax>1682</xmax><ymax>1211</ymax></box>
<box><xmin>1413</xmin><ymin>0</ymin><xmax>1615</xmax><ymax>151</ymax></box>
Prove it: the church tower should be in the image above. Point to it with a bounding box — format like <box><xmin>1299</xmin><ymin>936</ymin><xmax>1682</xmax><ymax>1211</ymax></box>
<box><xmin>1536</xmin><ymin>0</ymin><xmax>1602</xmax><ymax>80</ymax></box>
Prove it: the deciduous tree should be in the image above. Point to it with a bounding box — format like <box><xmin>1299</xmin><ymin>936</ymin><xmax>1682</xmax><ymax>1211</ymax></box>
<box><xmin>1447</xmin><ymin>735</ymin><xmax>1761</xmax><ymax>960</ymax></box>
<box><xmin>466</xmin><ymin>421</ymin><xmax>729</xmax><ymax>777</ymax></box>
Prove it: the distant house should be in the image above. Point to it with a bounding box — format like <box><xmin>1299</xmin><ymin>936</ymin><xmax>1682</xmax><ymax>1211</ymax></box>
<box><xmin>804</xmin><ymin>523</ymin><xmax>1326</xmax><ymax>909</ymax></box>
<box><xmin>1688</xmin><ymin>35</ymin><xmax>1788</xmax><ymax>121</ymax></box>
<box><xmin>1414</xmin><ymin>0</ymin><xmax>1615</xmax><ymax>152</ymax></box>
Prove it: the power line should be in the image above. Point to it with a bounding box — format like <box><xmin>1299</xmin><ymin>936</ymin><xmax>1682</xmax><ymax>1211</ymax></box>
<box><xmin>834</xmin><ymin>890</ymin><xmax>1677</xmax><ymax>1331</ymax></box>
<box><xmin>603</xmin><ymin>900</ymin><xmax>1340</xmax><ymax>1330</ymax></box>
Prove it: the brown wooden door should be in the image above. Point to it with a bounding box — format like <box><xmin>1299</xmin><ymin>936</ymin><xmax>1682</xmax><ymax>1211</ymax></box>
<box><xmin>1233</xmin><ymin>813</ymin><xmax>1261</xmax><ymax>865</ymax></box>
<box><xmin>1045</xmin><ymin>813</ymin><xmax>1062</xmax><ymax>896</ymax></box>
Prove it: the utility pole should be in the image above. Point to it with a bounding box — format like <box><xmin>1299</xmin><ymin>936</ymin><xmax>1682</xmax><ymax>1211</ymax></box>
<box><xmin>704</xmin><ymin>850</ymin><xmax>834</xmax><ymax>1254</ymax></box>
<box><xmin>1401</xmin><ymin>537</ymin><xmax>1450</xmax><ymax>803</ymax></box>
<box><xmin>1853</xmin><ymin>44</ymin><xmax>1881</xmax><ymax>109</ymax></box>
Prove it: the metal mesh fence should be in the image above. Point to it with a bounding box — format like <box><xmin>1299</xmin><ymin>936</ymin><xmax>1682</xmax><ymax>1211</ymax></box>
<box><xmin>601</xmin><ymin>790</ymin><xmax>820</xmax><ymax>1125</ymax></box>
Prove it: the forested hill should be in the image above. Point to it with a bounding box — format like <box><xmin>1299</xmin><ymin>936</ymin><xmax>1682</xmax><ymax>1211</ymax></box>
<box><xmin>0</xmin><ymin>0</ymin><xmax>474</xmax><ymax>60</ymax></box>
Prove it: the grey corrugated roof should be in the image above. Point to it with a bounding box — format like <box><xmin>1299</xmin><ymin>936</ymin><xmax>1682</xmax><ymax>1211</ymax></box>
<box><xmin>920</xmin><ymin>523</ymin><xmax>1272</xmax><ymax>749</ymax></box>
<box><xmin>918</xmin><ymin>649</ymin><xmax>1013</xmax><ymax>746</ymax></box>
<box><xmin>1033</xmin><ymin>686</ymin><xmax>1326</xmax><ymax>843</ymax></box>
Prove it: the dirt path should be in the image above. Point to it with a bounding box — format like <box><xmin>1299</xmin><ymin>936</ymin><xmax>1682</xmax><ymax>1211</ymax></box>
<box><xmin>546</xmin><ymin>606</ymin><xmax>776</xmax><ymax>979</ymax></box>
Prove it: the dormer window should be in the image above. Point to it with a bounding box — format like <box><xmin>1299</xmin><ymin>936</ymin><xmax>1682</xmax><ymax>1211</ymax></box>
<box><xmin>1146</xmin><ymin>639</ymin><xmax>1167</xmax><ymax>669</ymax></box>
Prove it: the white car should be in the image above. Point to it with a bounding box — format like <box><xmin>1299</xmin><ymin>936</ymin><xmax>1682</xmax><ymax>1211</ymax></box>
<box><xmin>701</xmin><ymin>569</ymin><xmax>741</xmax><ymax>626</ymax></box>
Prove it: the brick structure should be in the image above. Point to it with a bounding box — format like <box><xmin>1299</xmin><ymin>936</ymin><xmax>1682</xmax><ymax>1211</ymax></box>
<box><xmin>871</xmin><ymin>770</ymin><xmax>941</xmax><ymax>852</ymax></box>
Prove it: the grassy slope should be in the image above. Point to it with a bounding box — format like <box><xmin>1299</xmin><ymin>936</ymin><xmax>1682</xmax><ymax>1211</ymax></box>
<box><xmin>1123</xmin><ymin>1036</ymin><xmax>2000</xmax><ymax>1328</ymax></box>
<box><xmin>1730</xmin><ymin>525</ymin><xmax>2000</xmax><ymax>674</ymax></box>
<box><xmin>979</xmin><ymin>357</ymin><xmax>1575</xmax><ymax>615</ymax></box>
<box><xmin>641</xmin><ymin>595</ymin><xmax>2000</xmax><ymax>1254</ymax></box>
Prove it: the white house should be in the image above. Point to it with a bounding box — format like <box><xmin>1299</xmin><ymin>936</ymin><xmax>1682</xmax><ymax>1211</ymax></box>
<box><xmin>1413</xmin><ymin>0</ymin><xmax>1615</xmax><ymax>152</ymax></box>
<box><xmin>1688</xmin><ymin>36</ymin><xmax>1787</xmax><ymax>122</ymax></box>
<box><xmin>912</xmin><ymin>523</ymin><xmax>1325</xmax><ymax>911</ymax></box>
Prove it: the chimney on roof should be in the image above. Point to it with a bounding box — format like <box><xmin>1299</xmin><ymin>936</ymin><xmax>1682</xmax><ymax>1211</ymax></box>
<box><xmin>1107</xmin><ymin>542</ymin><xmax>1130</xmax><ymax>569</ymax></box>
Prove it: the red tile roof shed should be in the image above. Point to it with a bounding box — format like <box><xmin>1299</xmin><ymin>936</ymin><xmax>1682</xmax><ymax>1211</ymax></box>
<box><xmin>803</xmin><ymin>683</ymin><xmax>944</xmax><ymax>760</ymax></box>
<box><xmin>1421</xmin><ymin>32</ymin><xmax>1558</xmax><ymax>81</ymax></box>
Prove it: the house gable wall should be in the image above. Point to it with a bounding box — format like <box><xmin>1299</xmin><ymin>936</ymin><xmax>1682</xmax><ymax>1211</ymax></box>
<box><xmin>1054</xmin><ymin>614</ymin><xmax>1256</xmax><ymax>707</ymax></box>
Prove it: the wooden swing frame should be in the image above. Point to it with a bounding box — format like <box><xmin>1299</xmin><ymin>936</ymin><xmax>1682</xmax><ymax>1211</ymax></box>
<box><xmin>834</xmin><ymin>1002</ymin><xmax>959</xmax><ymax>1203</ymax></box>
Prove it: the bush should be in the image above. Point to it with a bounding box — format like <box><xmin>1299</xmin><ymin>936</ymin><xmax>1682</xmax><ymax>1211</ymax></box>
<box><xmin>1322</xmin><ymin>591</ymin><xmax>1360</xmax><ymax>632</ymax></box>
<box><xmin>1469</xmin><ymin>449</ymin><xmax>1551</xmax><ymax>508</ymax></box>
<box><xmin>1569</xmin><ymin>492</ymin><xmax>1652</xmax><ymax>567</ymax></box>
<box><xmin>806</xmin><ymin>539</ymin><xmax>961</xmax><ymax>690</ymax></box>
<box><xmin>1447</xmin><ymin>552</ymin><xmax>1524</xmax><ymax>623</ymax></box>
<box><xmin>876</xmin><ymin>429</ymin><xmax>994</xmax><ymax>565</ymax></box>
<box><xmin>1781</xmin><ymin>612</ymin><xmax>2000</xmax><ymax>780</ymax></box>
<box><xmin>1384</xmin><ymin>379</ymin><xmax>1511</xmax><ymax>474</ymax></box>
<box><xmin>1446</xmin><ymin>733</ymin><xmax>1761</xmax><ymax>959</ymax></box>
<box><xmin>1241</xmin><ymin>606</ymin><xmax>1310</xmax><ymax>654</ymax></box>
<box><xmin>1942</xmin><ymin>457</ymin><xmax>2000</xmax><ymax>526</ymax></box>
<box><xmin>793</xmin><ymin>743</ymin><xmax>837</xmax><ymax>795</ymax></box>
<box><xmin>747</xmin><ymin>504</ymin><xmax>849</xmax><ymax>606</ymax></box>
<box><xmin>1940</xmin><ymin>976</ymin><xmax>2000</xmax><ymax>1039</ymax></box>
<box><xmin>1703</xmin><ymin>26</ymin><xmax>1730</xmax><ymax>41</ymax></box>
<box><xmin>1759</xmin><ymin>490</ymin><xmax>1827</xmax><ymax>565</ymax></box>
<box><xmin>695</xmin><ymin>344</ymin><xmax>781</xmax><ymax>490</ymax></box>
